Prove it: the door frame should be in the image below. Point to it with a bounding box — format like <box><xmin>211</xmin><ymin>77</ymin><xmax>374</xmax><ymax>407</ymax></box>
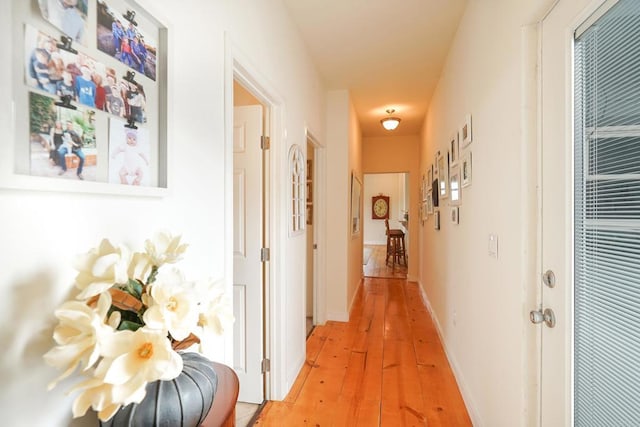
<box><xmin>305</xmin><ymin>128</ymin><xmax>326</xmax><ymax>325</ymax></box>
<box><xmin>224</xmin><ymin>33</ymin><xmax>286</xmax><ymax>400</ymax></box>
<box><xmin>535</xmin><ymin>0</ymin><xmax>613</xmax><ymax>424</ymax></box>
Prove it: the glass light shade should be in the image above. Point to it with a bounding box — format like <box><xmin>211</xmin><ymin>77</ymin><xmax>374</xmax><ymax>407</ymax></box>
<box><xmin>381</xmin><ymin>117</ymin><xmax>401</xmax><ymax>130</ymax></box>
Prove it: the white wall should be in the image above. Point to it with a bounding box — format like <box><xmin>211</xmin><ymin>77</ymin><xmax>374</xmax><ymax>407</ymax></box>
<box><xmin>417</xmin><ymin>1</ymin><xmax>553</xmax><ymax>426</ymax></box>
<box><xmin>0</xmin><ymin>0</ymin><xmax>325</xmax><ymax>425</ymax></box>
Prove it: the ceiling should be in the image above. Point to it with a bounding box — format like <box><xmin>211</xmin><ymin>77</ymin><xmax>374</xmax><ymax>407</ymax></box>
<box><xmin>282</xmin><ymin>0</ymin><xmax>468</xmax><ymax>137</ymax></box>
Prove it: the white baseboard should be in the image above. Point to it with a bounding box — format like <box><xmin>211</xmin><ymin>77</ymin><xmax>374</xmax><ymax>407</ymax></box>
<box><xmin>416</xmin><ymin>281</ymin><xmax>482</xmax><ymax>427</ymax></box>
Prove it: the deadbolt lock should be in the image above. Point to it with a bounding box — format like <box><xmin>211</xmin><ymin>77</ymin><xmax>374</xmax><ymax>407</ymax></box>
<box><xmin>542</xmin><ymin>270</ymin><xmax>556</xmax><ymax>288</ymax></box>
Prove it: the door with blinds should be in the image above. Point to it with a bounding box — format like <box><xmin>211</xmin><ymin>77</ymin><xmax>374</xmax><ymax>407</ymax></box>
<box><xmin>540</xmin><ymin>0</ymin><xmax>640</xmax><ymax>424</ymax></box>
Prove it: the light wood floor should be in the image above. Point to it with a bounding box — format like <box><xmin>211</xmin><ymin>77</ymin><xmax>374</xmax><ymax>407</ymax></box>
<box><xmin>363</xmin><ymin>244</ymin><xmax>408</xmax><ymax>279</ymax></box>
<box><xmin>254</xmin><ymin>278</ymin><xmax>472</xmax><ymax>426</ymax></box>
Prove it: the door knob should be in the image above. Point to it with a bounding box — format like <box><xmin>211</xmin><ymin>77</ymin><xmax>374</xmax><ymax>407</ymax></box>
<box><xmin>530</xmin><ymin>308</ymin><xmax>556</xmax><ymax>328</ymax></box>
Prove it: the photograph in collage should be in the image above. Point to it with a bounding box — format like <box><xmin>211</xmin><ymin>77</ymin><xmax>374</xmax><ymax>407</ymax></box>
<box><xmin>97</xmin><ymin>0</ymin><xmax>158</xmax><ymax>81</ymax></box>
<box><xmin>38</xmin><ymin>0</ymin><xmax>89</xmax><ymax>45</ymax></box>
<box><xmin>29</xmin><ymin>91</ymin><xmax>97</xmax><ymax>181</ymax></box>
<box><xmin>108</xmin><ymin>118</ymin><xmax>150</xmax><ymax>186</ymax></box>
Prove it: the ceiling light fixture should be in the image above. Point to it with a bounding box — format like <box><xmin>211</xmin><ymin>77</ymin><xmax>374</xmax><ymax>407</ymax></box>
<box><xmin>381</xmin><ymin>108</ymin><xmax>401</xmax><ymax>131</ymax></box>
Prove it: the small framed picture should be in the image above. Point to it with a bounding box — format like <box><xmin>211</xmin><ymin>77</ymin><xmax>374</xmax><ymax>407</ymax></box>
<box><xmin>451</xmin><ymin>206</ymin><xmax>459</xmax><ymax>225</ymax></box>
<box><xmin>462</xmin><ymin>151</ymin><xmax>472</xmax><ymax>187</ymax></box>
<box><xmin>434</xmin><ymin>210</ymin><xmax>440</xmax><ymax>230</ymax></box>
<box><xmin>461</xmin><ymin>114</ymin><xmax>473</xmax><ymax>147</ymax></box>
<box><xmin>432</xmin><ymin>179</ymin><xmax>439</xmax><ymax>207</ymax></box>
<box><xmin>449</xmin><ymin>164</ymin><xmax>461</xmax><ymax>206</ymax></box>
<box><xmin>421</xmin><ymin>174</ymin><xmax>427</xmax><ymax>202</ymax></box>
<box><xmin>450</xmin><ymin>132</ymin><xmax>460</xmax><ymax>166</ymax></box>
<box><xmin>427</xmin><ymin>164</ymin><xmax>433</xmax><ymax>189</ymax></box>
<box><xmin>438</xmin><ymin>151</ymin><xmax>449</xmax><ymax>199</ymax></box>
<box><xmin>421</xmin><ymin>200</ymin><xmax>428</xmax><ymax>222</ymax></box>
<box><xmin>434</xmin><ymin>151</ymin><xmax>440</xmax><ymax>178</ymax></box>
<box><xmin>427</xmin><ymin>190</ymin><xmax>434</xmax><ymax>214</ymax></box>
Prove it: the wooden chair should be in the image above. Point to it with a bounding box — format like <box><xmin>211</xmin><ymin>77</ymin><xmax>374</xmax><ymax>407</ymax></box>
<box><xmin>385</xmin><ymin>218</ymin><xmax>407</xmax><ymax>268</ymax></box>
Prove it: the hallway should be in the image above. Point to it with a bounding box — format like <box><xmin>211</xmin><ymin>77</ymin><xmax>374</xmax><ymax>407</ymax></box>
<box><xmin>254</xmin><ymin>277</ymin><xmax>471</xmax><ymax>426</ymax></box>
<box><xmin>363</xmin><ymin>244</ymin><xmax>408</xmax><ymax>279</ymax></box>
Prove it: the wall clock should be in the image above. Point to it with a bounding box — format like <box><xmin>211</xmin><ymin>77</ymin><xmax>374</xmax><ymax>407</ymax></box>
<box><xmin>372</xmin><ymin>195</ymin><xmax>390</xmax><ymax>220</ymax></box>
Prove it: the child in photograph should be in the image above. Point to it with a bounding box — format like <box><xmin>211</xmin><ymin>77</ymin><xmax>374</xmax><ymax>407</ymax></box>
<box><xmin>33</xmin><ymin>48</ymin><xmax>55</xmax><ymax>93</ymax></box>
<box><xmin>106</xmin><ymin>85</ymin><xmax>124</xmax><ymax>117</ymax></box>
<box><xmin>61</xmin><ymin>0</ymin><xmax>84</xmax><ymax>43</ymax></box>
<box><xmin>111</xmin><ymin>20</ymin><xmax>125</xmax><ymax>54</ymax></box>
<box><xmin>93</xmin><ymin>73</ymin><xmax>106</xmax><ymax>110</ymax></box>
<box><xmin>58</xmin><ymin>120</ymin><xmax>85</xmax><ymax>180</ymax></box>
<box><xmin>120</xmin><ymin>38</ymin><xmax>134</xmax><ymax>67</ymax></box>
<box><xmin>56</xmin><ymin>70</ymin><xmax>76</xmax><ymax>98</ymax></box>
<box><xmin>75</xmin><ymin>64</ymin><xmax>96</xmax><ymax>107</ymax></box>
<box><xmin>111</xmin><ymin>129</ymin><xmax>148</xmax><ymax>185</ymax></box>
<box><xmin>49</xmin><ymin>120</ymin><xmax>65</xmax><ymax>166</ymax></box>
<box><xmin>130</xmin><ymin>36</ymin><xmax>146</xmax><ymax>73</ymax></box>
<box><xmin>127</xmin><ymin>83</ymin><xmax>146</xmax><ymax>123</ymax></box>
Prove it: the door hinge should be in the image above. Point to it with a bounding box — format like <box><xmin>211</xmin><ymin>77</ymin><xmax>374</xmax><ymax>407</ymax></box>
<box><xmin>261</xmin><ymin>135</ymin><xmax>270</xmax><ymax>150</ymax></box>
<box><xmin>261</xmin><ymin>358</ymin><xmax>270</xmax><ymax>373</ymax></box>
<box><xmin>260</xmin><ymin>247</ymin><xmax>270</xmax><ymax>262</ymax></box>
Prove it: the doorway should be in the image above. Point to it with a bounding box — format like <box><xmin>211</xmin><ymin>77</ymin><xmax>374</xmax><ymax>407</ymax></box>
<box><xmin>232</xmin><ymin>80</ymin><xmax>266</xmax><ymax>404</ymax></box>
<box><xmin>362</xmin><ymin>172</ymin><xmax>409</xmax><ymax>278</ymax></box>
<box><xmin>305</xmin><ymin>138</ymin><xmax>315</xmax><ymax>337</ymax></box>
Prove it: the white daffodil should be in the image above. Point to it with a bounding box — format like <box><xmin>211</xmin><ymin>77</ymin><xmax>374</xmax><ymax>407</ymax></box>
<box><xmin>142</xmin><ymin>268</ymin><xmax>198</xmax><ymax>341</ymax></box>
<box><xmin>194</xmin><ymin>279</ymin><xmax>234</xmax><ymax>341</ymax></box>
<box><xmin>70</xmin><ymin>359</ymin><xmax>148</xmax><ymax>421</ymax></box>
<box><xmin>144</xmin><ymin>231</ymin><xmax>188</xmax><ymax>267</ymax></box>
<box><xmin>73</xmin><ymin>239</ymin><xmax>131</xmax><ymax>300</ymax></box>
<box><xmin>127</xmin><ymin>251</ymin><xmax>153</xmax><ymax>284</ymax></box>
<box><xmin>96</xmin><ymin>327</ymin><xmax>182</xmax><ymax>407</ymax></box>
<box><xmin>44</xmin><ymin>292</ymin><xmax>114</xmax><ymax>389</ymax></box>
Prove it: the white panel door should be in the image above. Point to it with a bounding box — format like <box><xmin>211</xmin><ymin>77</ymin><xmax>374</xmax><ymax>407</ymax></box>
<box><xmin>233</xmin><ymin>105</ymin><xmax>264</xmax><ymax>403</ymax></box>
<box><xmin>540</xmin><ymin>0</ymin><xmax>640</xmax><ymax>424</ymax></box>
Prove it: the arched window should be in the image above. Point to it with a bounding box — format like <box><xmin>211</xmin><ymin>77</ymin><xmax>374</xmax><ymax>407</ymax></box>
<box><xmin>289</xmin><ymin>145</ymin><xmax>305</xmax><ymax>234</ymax></box>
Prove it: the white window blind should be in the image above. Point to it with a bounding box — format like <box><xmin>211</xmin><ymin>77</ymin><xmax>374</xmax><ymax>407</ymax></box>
<box><xmin>574</xmin><ymin>0</ymin><xmax>640</xmax><ymax>424</ymax></box>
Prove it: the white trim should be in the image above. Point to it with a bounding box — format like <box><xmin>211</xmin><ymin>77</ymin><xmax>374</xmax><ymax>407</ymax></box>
<box><xmin>224</xmin><ymin>32</ymin><xmax>288</xmax><ymax>401</ymax></box>
<box><xmin>574</xmin><ymin>0</ymin><xmax>619</xmax><ymax>38</ymax></box>
<box><xmin>304</xmin><ymin>127</ymin><xmax>327</xmax><ymax>325</ymax></box>
<box><xmin>417</xmin><ymin>282</ymin><xmax>482</xmax><ymax>426</ymax></box>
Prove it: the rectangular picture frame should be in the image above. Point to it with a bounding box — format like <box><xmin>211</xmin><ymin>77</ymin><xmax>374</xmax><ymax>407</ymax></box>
<box><xmin>449</xmin><ymin>164</ymin><xmax>461</xmax><ymax>206</ymax></box>
<box><xmin>5</xmin><ymin>0</ymin><xmax>169</xmax><ymax>197</ymax></box>
<box><xmin>461</xmin><ymin>113</ymin><xmax>473</xmax><ymax>148</ymax></box>
<box><xmin>450</xmin><ymin>132</ymin><xmax>459</xmax><ymax>166</ymax></box>
<box><xmin>462</xmin><ymin>151</ymin><xmax>472</xmax><ymax>188</ymax></box>
<box><xmin>438</xmin><ymin>151</ymin><xmax>449</xmax><ymax>199</ymax></box>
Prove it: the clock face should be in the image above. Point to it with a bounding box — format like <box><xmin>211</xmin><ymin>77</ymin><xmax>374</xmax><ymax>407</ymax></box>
<box><xmin>373</xmin><ymin>197</ymin><xmax>388</xmax><ymax>219</ymax></box>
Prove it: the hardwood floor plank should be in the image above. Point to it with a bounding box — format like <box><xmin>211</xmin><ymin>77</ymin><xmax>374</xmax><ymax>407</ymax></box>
<box><xmin>255</xmin><ymin>277</ymin><xmax>471</xmax><ymax>427</ymax></box>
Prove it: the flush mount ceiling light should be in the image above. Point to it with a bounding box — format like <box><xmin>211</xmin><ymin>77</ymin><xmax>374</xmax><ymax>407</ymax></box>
<box><xmin>381</xmin><ymin>108</ymin><xmax>401</xmax><ymax>131</ymax></box>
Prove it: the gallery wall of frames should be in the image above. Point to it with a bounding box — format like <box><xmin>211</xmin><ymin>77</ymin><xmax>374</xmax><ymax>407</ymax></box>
<box><xmin>10</xmin><ymin>0</ymin><xmax>167</xmax><ymax>192</ymax></box>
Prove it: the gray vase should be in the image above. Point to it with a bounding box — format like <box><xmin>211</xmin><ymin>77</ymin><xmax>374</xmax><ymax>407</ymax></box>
<box><xmin>100</xmin><ymin>352</ymin><xmax>218</xmax><ymax>427</ymax></box>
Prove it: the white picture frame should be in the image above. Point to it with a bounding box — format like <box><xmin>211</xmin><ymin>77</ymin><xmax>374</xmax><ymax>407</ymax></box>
<box><xmin>421</xmin><ymin>200</ymin><xmax>428</xmax><ymax>222</ymax></box>
<box><xmin>462</xmin><ymin>151</ymin><xmax>472</xmax><ymax>188</ymax></box>
<box><xmin>449</xmin><ymin>164</ymin><xmax>461</xmax><ymax>206</ymax></box>
<box><xmin>450</xmin><ymin>132</ymin><xmax>460</xmax><ymax>166</ymax></box>
<box><xmin>421</xmin><ymin>173</ymin><xmax>427</xmax><ymax>202</ymax></box>
<box><xmin>434</xmin><ymin>209</ymin><xmax>440</xmax><ymax>230</ymax></box>
<box><xmin>461</xmin><ymin>113</ymin><xmax>473</xmax><ymax>147</ymax></box>
<box><xmin>451</xmin><ymin>206</ymin><xmax>459</xmax><ymax>225</ymax></box>
<box><xmin>438</xmin><ymin>151</ymin><xmax>449</xmax><ymax>199</ymax></box>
